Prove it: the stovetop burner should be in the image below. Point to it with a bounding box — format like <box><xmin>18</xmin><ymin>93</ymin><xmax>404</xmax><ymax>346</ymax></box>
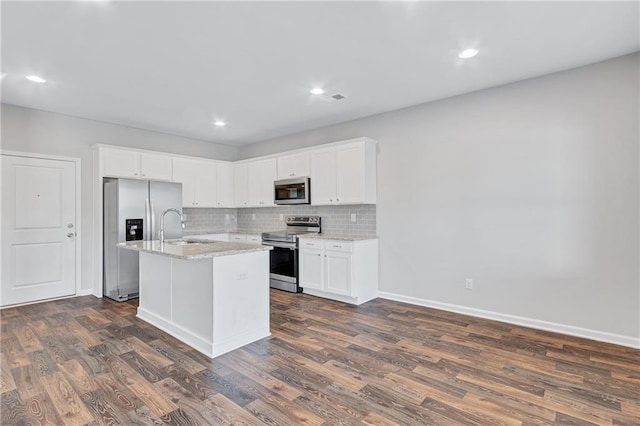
<box><xmin>262</xmin><ymin>216</ymin><xmax>321</xmax><ymax>244</ymax></box>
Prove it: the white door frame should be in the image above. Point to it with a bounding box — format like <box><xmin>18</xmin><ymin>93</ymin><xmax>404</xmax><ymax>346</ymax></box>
<box><xmin>0</xmin><ymin>150</ymin><xmax>83</xmax><ymax>302</ymax></box>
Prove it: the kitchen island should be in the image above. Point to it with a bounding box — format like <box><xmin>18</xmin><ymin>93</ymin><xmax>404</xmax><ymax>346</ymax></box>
<box><xmin>118</xmin><ymin>239</ymin><xmax>272</xmax><ymax>358</ymax></box>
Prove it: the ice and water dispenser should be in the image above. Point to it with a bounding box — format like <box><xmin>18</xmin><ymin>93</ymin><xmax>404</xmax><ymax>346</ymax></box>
<box><xmin>125</xmin><ymin>218</ymin><xmax>143</xmax><ymax>241</ymax></box>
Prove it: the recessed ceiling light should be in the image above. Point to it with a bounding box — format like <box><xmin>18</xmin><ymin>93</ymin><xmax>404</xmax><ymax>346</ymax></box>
<box><xmin>458</xmin><ymin>48</ymin><xmax>478</xmax><ymax>59</ymax></box>
<box><xmin>310</xmin><ymin>88</ymin><xmax>325</xmax><ymax>95</ymax></box>
<box><xmin>214</xmin><ymin>120</ymin><xmax>226</xmax><ymax>127</ymax></box>
<box><xmin>26</xmin><ymin>75</ymin><xmax>46</xmax><ymax>83</ymax></box>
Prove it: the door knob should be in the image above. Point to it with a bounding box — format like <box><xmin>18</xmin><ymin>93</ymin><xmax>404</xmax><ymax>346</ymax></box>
<box><xmin>67</xmin><ymin>223</ymin><xmax>74</xmax><ymax>228</ymax></box>
<box><xmin>67</xmin><ymin>233</ymin><xmax>75</xmax><ymax>238</ymax></box>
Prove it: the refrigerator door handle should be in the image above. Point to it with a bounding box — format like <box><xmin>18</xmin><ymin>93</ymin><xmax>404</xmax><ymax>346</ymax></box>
<box><xmin>150</xmin><ymin>198</ymin><xmax>156</xmax><ymax>240</ymax></box>
<box><xmin>144</xmin><ymin>198</ymin><xmax>151</xmax><ymax>241</ymax></box>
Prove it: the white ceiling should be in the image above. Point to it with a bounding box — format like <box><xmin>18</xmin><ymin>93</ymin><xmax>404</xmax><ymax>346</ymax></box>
<box><xmin>2</xmin><ymin>1</ymin><xmax>638</xmax><ymax>146</ymax></box>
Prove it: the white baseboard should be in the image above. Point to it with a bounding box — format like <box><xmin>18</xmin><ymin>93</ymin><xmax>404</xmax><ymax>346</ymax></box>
<box><xmin>137</xmin><ymin>307</ymin><xmax>213</xmax><ymax>357</ymax></box>
<box><xmin>137</xmin><ymin>308</ymin><xmax>271</xmax><ymax>358</ymax></box>
<box><xmin>78</xmin><ymin>289</ymin><xmax>94</xmax><ymax>296</ymax></box>
<box><xmin>377</xmin><ymin>291</ymin><xmax>640</xmax><ymax>349</ymax></box>
<box><xmin>212</xmin><ymin>327</ymin><xmax>271</xmax><ymax>358</ymax></box>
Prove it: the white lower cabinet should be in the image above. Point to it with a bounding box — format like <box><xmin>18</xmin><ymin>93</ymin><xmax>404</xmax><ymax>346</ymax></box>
<box><xmin>192</xmin><ymin>233</ymin><xmax>261</xmax><ymax>244</ymax></box>
<box><xmin>230</xmin><ymin>233</ymin><xmax>261</xmax><ymax>243</ymax></box>
<box><xmin>190</xmin><ymin>233</ymin><xmax>230</xmax><ymax>242</ymax></box>
<box><xmin>299</xmin><ymin>248</ymin><xmax>323</xmax><ymax>291</ymax></box>
<box><xmin>299</xmin><ymin>238</ymin><xmax>378</xmax><ymax>305</ymax></box>
<box><xmin>246</xmin><ymin>234</ymin><xmax>262</xmax><ymax>244</ymax></box>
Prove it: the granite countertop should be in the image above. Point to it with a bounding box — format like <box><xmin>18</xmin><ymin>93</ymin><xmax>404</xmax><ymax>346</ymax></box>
<box><xmin>299</xmin><ymin>234</ymin><xmax>378</xmax><ymax>241</ymax></box>
<box><xmin>183</xmin><ymin>229</ymin><xmax>378</xmax><ymax>242</ymax></box>
<box><xmin>118</xmin><ymin>240</ymin><xmax>271</xmax><ymax>260</ymax></box>
<box><xmin>183</xmin><ymin>229</ymin><xmax>267</xmax><ymax>236</ymax></box>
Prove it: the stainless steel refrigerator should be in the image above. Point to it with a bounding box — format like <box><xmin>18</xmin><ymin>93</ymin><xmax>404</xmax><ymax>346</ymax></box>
<box><xmin>103</xmin><ymin>178</ymin><xmax>183</xmax><ymax>301</ymax></box>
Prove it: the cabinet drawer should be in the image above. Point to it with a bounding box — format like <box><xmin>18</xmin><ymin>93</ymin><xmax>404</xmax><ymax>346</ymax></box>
<box><xmin>324</xmin><ymin>240</ymin><xmax>352</xmax><ymax>252</ymax></box>
<box><xmin>192</xmin><ymin>233</ymin><xmax>229</xmax><ymax>242</ymax></box>
<box><xmin>299</xmin><ymin>239</ymin><xmax>322</xmax><ymax>250</ymax></box>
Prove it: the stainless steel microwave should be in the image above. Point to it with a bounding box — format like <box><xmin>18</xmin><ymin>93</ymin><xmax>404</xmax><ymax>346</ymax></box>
<box><xmin>274</xmin><ymin>177</ymin><xmax>310</xmax><ymax>205</ymax></box>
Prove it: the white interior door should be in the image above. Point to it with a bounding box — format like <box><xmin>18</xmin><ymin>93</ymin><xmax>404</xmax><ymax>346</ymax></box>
<box><xmin>1</xmin><ymin>155</ymin><xmax>77</xmax><ymax>306</ymax></box>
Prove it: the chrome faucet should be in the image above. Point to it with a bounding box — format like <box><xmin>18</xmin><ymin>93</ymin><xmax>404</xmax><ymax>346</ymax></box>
<box><xmin>160</xmin><ymin>208</ymin><xmax>185</xmax><ymax>243</ymax></box>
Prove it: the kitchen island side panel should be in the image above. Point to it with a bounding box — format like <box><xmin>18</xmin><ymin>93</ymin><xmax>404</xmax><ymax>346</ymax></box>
<box><xmin>171</xmin><ymin>257</ymin><xmax>214</xmax><ymax>341</ymax></box>
<box><xmin>212</xmin><ymin>251</ymin><xmax>271</xmax><ymax>356</ymax></box>
<box><xmin>138</xmin><ymin>251</ymin><xmax>172</xmax><ymax>319</ymax></box>
<box><xmin>136</xmin><ymin>249</ymin><xmax>270</xmax><ymax>358</ymax></box>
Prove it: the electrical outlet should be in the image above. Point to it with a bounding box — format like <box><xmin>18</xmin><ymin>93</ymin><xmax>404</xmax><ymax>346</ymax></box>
<box><xmin>279</xmin><ymin>214</ymin><xmax>283</xmax><ymax>220</ymax></box>
<box><xmin>465</xmin><ymin>278</ymin><xmax>473</xmax><ymax>290</ymax></box>
<box><xmin>236</xmin><ymin>272</ymin><xmax>248</xmax><ymax>280</ymax></box>
<box><xmin>351</xmin><ymin>213</ymin><xmax>357</xmax><ymax>222</ymax></box>
<box><xmin>252</xmin><ymin>214</ymin><xmax>256</xmax><ymax>220</ymax></box>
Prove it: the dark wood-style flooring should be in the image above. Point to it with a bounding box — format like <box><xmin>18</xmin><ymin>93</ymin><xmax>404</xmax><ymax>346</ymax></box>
<box><xmin>1</xmin><ymin>290</ymin><xmax>639</xmax><ymax>425</ymax></box>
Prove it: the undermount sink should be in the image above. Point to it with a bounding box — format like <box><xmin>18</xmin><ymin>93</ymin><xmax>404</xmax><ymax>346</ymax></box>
<box><xmin>165</xmin><ymin>240</ymin><xmax>209</xmax><ymax>246</ymax></box>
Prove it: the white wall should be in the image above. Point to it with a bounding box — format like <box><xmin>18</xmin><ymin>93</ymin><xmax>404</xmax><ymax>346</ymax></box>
<box><xmin>1</xmin><ymin>104</ymin><xmax>238</xmax><ymax>293</ymax></box>
<box><xmin>240</xmin><ymin>54</ymin><xmax>640</xmax><ymax>346</ymax></box>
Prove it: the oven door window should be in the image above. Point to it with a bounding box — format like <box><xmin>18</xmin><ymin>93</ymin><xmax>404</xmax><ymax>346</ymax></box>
<box><xmin>275</xmin><ymin>183</ymin><xmax>306</xmax><ymax>201</ymax></box>
<box><xmin>269</xmin><ymin>246</ymin><xmax>297</xmax><ymax>279</ymax></box>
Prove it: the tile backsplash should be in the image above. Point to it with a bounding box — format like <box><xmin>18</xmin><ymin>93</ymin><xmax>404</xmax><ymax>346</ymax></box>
<box><xmin>182</xmin><ymin>208</ymin><xmax>237</xmax><ymax>234</ymax></box>
<box><xmin>184</xmin><ymin>205</ymin><xmax>376</xmax><ymax>237</ymax></box>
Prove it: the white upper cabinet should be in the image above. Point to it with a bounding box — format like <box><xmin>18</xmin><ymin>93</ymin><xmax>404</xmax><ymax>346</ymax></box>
<box><xmin>309</xmin><ymin>138</ymin><xmax>377</xmax><ymax>205</ymax></box>
<box><xmin>277</xmin><ymin>152</ymin><xmax>310</xmax><ymax>180</ymax></box>
<box><xmin>216</xmin><ymin>162</ymin><xmax>234</xmax><ymax>208</ymax></box>
<box><xmin>309</xmin><ymin>148</ymin><xmax>337</xmax><ymax>205</ymax></box>
<box><xmin>172</xmin><ymin>158</ymin><xmax>217</xmax><ymax>207</ymax></box>
<box><xmin>248</xmin><ymin>158</ymin><xmax>277</xmax><ymax>207</ymax></box>
<box><xmin>102</xmin><ymin>148</ymin><xmax>172</xmax><ymax>181</ymax></box>
<box><xmin>234</xmin><ymin>163</ymin><xmax>250</xmax><ymax>208</ymax></box>
<box><xmin>336</xmin><ymin>143</ymin><xmax>367</xmax><ymax>204</ymax></box>
<box><xmin>99</xmin><ymin>136</ymin><xmax>376</xmax><ymax>209</ymax></box>
<box><xmin>139</xmin><ymin>153</ymin><xmax>173</xmax><ymax>181</ymax></box>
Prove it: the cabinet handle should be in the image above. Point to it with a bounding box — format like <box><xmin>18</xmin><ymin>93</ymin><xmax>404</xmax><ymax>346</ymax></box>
<box><xmin>142</xmin><ymin>174</ymin><xmax>146</xmax><ymax>177</ymax></box>
<box><xmin>134</xmin><ymin>173</ymin><xmax>138</xmax><ymax>176</ymax></box>
<box><xmin>317</xmin><ymin>253</ymin><xmax>321</xmax><ymax>257</ymax></box>
<box><xmin>329</xmin><ymin>199</ymin><xmax>333</xmax><ymax>202</ymax></box>
<box><xmin>336</xmin><ymin>198</ymin><xmax>339</xmax><ymax>202</ymax></box>
<box><xmin>333</xmin><ymin>245</ymin><xmax>342</xmax><ymax>248</ymax></box>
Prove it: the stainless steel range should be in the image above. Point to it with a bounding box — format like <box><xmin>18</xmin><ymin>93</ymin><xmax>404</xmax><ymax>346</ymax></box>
<box><xmin>262</xmin><ymin>216</ymin><xmax>321</xmax><ymax>293</ymax></box>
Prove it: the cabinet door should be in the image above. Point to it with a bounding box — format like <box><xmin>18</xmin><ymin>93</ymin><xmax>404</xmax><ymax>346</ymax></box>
<box><xmin>248</xmin><ymin>158</ymin><xmax>277</xmax><ymax>207</ymax></box>
<box><xmin>234</xmin><ymin>163</ymin><xmax>249</xmax><ymax>208</ymax></box>
<box><xmin>300</xmin><ymin>248</ymin><xmax>323</xmax><ymax>290</ymax></box>
<box><xmin>140</xmin><ymin>153</ymin><xmax>172</xmax><ymax>181</ymax></box>
<box><xmin>336</xmin><ymin>143</ymin><xmax>364</xmax><ymax>204</ymax></box>
<box><xmin>277</xmin><ymin>152</ymin><xmax>309</xmax><ymax>180</ymax></box>
<box><xmin>216</xmin><ymin>162</ymin><xmax>234</xmax><ymax>207</ymax></box>
<box><xmin>171</xmin><ymin>158</ymin><xmax>196</xmax><ymax>207</ymax></box>
<box><xmin>190</xmin><ymin>233</ymin><xmax>229</xmax><ymax>241</ymax></box>
<box><xmin>309</xmin><ymin>148</ymin><xmax>336</xmax><ymax>205</ymax></box>
<box><xmin>246</xmin><ymin>235</ymin><xmax>261</xmax><ymax>244</ymax></box>
<box><xmin>193</xmin><ymin>160</ymin><xmax>217</xmax><ymax>207</ymax></box>
<box><xmin>325</xmin><ymin>250</ymin><xmax>351</xmax><ymax>296</ymax></box>
<box><xmin>103</xmin><ymin>149</ymin><xmax>140</xmax><ymax>178</ymax></box>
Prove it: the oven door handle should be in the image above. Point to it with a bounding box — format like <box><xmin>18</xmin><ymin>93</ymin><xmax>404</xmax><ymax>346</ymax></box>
<box><xmin>262</xmin><ymin>241</ymin><xmax>296</xmax><ymax>250</ymax></box>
